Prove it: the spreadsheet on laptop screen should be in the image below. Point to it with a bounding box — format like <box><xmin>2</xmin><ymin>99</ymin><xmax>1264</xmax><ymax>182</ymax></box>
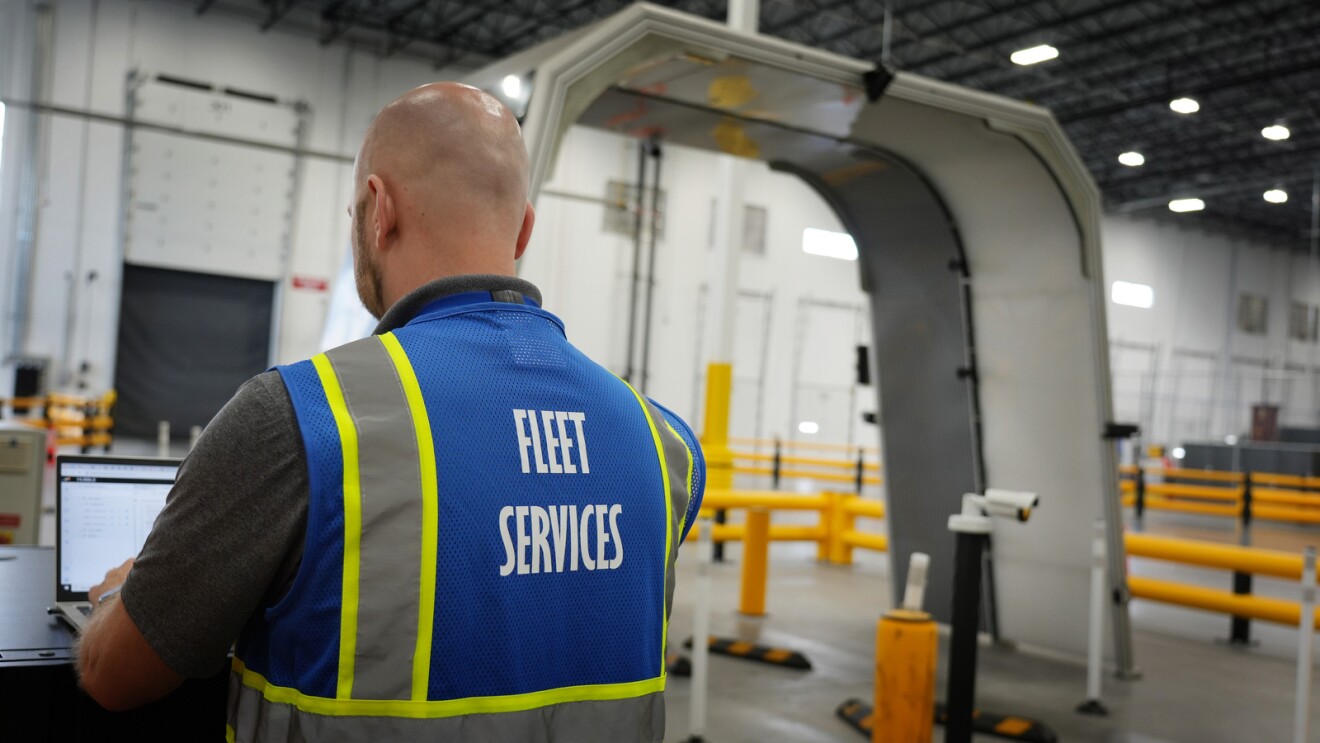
<box><xmin>59</xmin><ymin>461</ymin><xmax>177</xmax><ymax>593</ymax></box>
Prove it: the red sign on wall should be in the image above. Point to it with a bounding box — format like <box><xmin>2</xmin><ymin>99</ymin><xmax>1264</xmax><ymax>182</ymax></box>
<box><xmin>0</xmin><ymin>513</ymin><xmax>21</xmax><ymax>527</ymax></box>
<box><xmin>291</xmin><ymin>276</ymin><xmax>329</xmax><ymax>292</ymax></box>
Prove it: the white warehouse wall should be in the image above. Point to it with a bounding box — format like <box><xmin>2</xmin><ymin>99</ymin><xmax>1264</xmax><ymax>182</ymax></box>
<box><xmin>0</xmin><ymin>0</ymin><xmax>440</xmax><ymax>393</ymax></box>
<box><xmin>1103</xmin><ymin>213</ymin><xmax>1320</xmax><ymax>448</ymax></box>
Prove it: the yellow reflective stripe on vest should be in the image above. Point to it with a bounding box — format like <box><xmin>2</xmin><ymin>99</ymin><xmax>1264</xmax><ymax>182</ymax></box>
<box><xmin>231</xmin><ymin>658</ymin><xmax>663</xmax><ymax>719</ymax></box>
<box><xmin>378</xmin><ymin>332</ymin><xmax>440</xmax><ymax>701</ymax></box>
<box><xmin>619</xmin><ymin>381</ymin><xmax>674</xmax><ymax>676</ymax></box>
<box><xmin>225</xmin><ymin>723</ymin><xmax>236</xmax><ymax>742</ymax></box>
<box><xmin>310</xmin><ymin>353</ymin><xmax>362</xmax><ymax>699</ymax></box>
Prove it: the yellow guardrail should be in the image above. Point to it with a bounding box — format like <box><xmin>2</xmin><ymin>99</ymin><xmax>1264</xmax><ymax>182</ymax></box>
<box><xmin>734</xmin><ymin>465</ymin><xmax>884</xmax><ymax>486</ymax></box>
<box><xmin>688</xmin><ymin>488</ymin><xmax>887</xmax><ymax>614</ymax></box>
<box><xmin>728</xmin><ymin>436</ymin><xmax>879</xmax><ymax>455</ymax></box>
<box><xmin>1146</xmin><ymin>482</ymin><xmax>1243</xmax><ymax>502</ymax></box>
<box><xmin>1254</xmin><ymin>505</ymin><xmax>1320</xmax><ymax>525</ymax></box>
<box><xmin>1251</xmin><ymin>472</ymin><xmax>1320</xmax><ymax>489</ymax></box>
<box><xmin>1127</xmin><ymin>576</ymin><xmax>1320</xmax><ymax>630</ymax></box>
<box><xmin>2</xmin><ymin>390</ymin><xmax>117</xmax><ymax>451</ymax></box>
<box><xmin>1119</xmin><ymin>466</ymin><xmax>1320</xmax><ymax>527</ymax></box>
<box><xmin>1126</xmin><ymin>533</ymin><xmax>1308</xmax><ymax>580</ymax></box>
<box><xmin>1143</xmin><ymin>495</ymin><xmax>1241</xmax><ymax>519</ymax></box>
<box><xmin>1125</xmin><ymin>533</ymin><xmax>1320</xmax><ymax>632</ymax></box>
<box><xmin>1255</xmin><ymin>488</ymin><xmax>1320</xmax><ymax>507</ymax></box>
<box><xmin>702</xmin><ymin>490</ymin><xmax>830</xmax><ymax>511</ymax></box>
<box><xmin>1159</xmin><ymin>467</ymin><xmax>1246</xmax><ymax>484</ymax></box>
<box><xmin>718</xmin><ymin>437</ymin><xmax>883</xmax><ymax>493</ymax></box>
<box><xmin>731</xmin><ymin>451</ymin><xmax>882</xmax><ymax>472</ymax></box>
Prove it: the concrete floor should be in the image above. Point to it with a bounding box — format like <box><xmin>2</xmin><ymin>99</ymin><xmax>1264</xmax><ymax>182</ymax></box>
<box><xmin>664</xmin><ymin>538</ymin><xmax>1320</xmax><ymax>743</ymax></box>
<box><xmin>35</xmin><ymin>443</ymin><xmax>1320</xmax><ymax>741</ymax></box>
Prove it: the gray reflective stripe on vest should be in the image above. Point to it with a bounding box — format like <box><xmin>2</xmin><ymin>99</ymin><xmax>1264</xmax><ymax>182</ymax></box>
<box><xmin>227</xmin><ymin>671</ymin><xmax>665</xmax><ymax>743</ymax></box>
<box><xmin>324</xmin><ymin>337</ymin><xmax>424</xmax><ymax>700</ymax></box>
<box><xmin>636</xmin><ymin>396</ymin><xmax>693</xmax><ymax>618</ymax></box>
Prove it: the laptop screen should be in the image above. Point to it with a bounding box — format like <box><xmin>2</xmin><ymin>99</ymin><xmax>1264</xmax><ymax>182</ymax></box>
<box><xmin>57</xmin><ymin>457</ymin><xmax>180</xmax><ymax>599</ymax></box>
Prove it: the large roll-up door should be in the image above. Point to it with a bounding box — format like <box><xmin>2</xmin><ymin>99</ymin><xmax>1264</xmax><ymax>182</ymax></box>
<box><xmin>113</xmin><ymin>265</ymin><xmax>273</xmax><ymax>438</ymax></box>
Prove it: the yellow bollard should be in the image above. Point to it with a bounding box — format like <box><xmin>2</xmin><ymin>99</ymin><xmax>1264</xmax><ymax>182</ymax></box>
<box><xmin>739</xmin><ymin>508</ymin><xmax>770</xmax><ymax>616</ymax></box>
<box><xmin>702</xmin><ymin>362</ymin><xmax>734</xmax><ymax>561</ymax></box>
<box><xmin>873</xmin><ymin>608</ymin><xmax>938</xmax><ymax>743</ymax></box>
<box><xmin>701</xmin><ymin>362</ymin><xmax>735</xmax><ymax>492</ymax></box>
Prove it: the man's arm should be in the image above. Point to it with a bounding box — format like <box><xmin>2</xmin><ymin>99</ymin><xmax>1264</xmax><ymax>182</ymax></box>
<box><xmin>77</xmin><ymin>559</ymin><xmax>183</xmax><ymax>710</ymax></box>
<box><xmin>75</xmin><ymin>372</ymin><xmax>309</xmax><ymax>709</ymax></box>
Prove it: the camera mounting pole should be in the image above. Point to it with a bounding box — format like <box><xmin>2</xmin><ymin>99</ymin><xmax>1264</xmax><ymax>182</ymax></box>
<box><xmin>945</xmin><ymin>490</ymin><xmax>1039</xmax><ymax>743</ymax></box>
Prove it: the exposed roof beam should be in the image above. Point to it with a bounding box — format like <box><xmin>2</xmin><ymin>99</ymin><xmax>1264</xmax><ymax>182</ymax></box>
<box><xmin>1102</xmin><ymin>138</ymin><xmax>1320</xmax><ymax>192</ymax></box>
<box><xmin>319</xmin><ymin>0</ymin><xmax>358</xmax><ymax>45</ymax></box>
<box><xmin>980</xmin><ymin>3</ymin><xmax>1318</xmax><ymax>103</ymax></box>
<box><xmin>1058</xmin><ymin>54</ymin><xmax>1320</xmax><ymax>124</ymax></box>
<box><xmin>260</xmin><ymin>0</ymin><xmax>301</xmax><ymax>32</ymax></box>
<box><xmin>905</xmin><ymin>0</ymin><xmax>1149</xmax><ymax>76</ymax></box>
<box><xmin>488</xmin><ymin>0</ymin><xmax>615</xmax><ymax>56</ymax></box>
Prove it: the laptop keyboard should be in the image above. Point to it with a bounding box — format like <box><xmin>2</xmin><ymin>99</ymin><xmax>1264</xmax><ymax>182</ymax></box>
<box><xmin>78</xmin><ymin>605</ymin><xmax>92</xmax><ymax>617</ymax></box>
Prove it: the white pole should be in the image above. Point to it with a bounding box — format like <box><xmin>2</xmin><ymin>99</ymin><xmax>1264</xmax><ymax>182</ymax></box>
<box><xmin>689</xmin><ymin>516</ymin><xmax>714</xmax><ymax>740</ymax></box>
<box><xmin>189</xmin><ymin>425</ymin><xmax>202</xmax><ymax>452</ymax></box>
<box><xmin>700</xmin><ymin>0</ymin><xmax>756</xmax><ymax>375</ymax></box>
<box><xmin>1295</xmin><ymin>546</ymin><xmax>1316</xmax><ymax>743</ymax></box>
<box><xmin>1086</xmin><ymin>520</ymin><xmax>1106</xmax><ymax>705</ymax></box>
<box><xmin>727</xmin><ymin>0</ymin><xmax>759</xmax><ymax>34</ymax></box>
<box><xmin>156</xmin><ymin>420</ymin><xmax>170</xmax><ymax>458</ymax></box>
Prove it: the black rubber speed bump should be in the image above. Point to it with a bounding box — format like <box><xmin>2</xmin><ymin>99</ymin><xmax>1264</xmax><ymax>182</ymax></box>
<box><xmin>835</xmin><ymin>698</ymin><xmax>873</xmax><ymax>736</ymax></box>
<box><xmin>935</xmin><ymin>703</ymin><xmax>1058</xmax><ymax>743</ymax></box>
<box><xmin>683</xmin><ymin>636</ymin><xmax>812</xmax><ymax>670</ymax></box>
<box><xmin>835</xmin><ymin>699</ymin><xmax>1057</xmax><ymax>743</ymax></box>
<box><xmin>666</xmin><ymin>652</ymin><xmax>691</xmax><ymax>677</ymax></box>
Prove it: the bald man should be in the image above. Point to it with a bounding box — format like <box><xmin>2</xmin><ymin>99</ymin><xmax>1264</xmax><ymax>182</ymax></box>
<box><xmin>77</xmin><ymin>84</ymin><xmax>705</xmax><ymax>742</ymax></box>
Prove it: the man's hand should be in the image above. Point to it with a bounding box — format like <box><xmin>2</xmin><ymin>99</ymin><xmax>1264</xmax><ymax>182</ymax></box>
<box><xmin>89</xmin><ymin>558</ymin><xmax>134</xmax><ymax>607</ymax></box>
<box><xmin>77</xmin><ymin>560</ymin><xmax>184</xmax><ymax>710</ymax></box>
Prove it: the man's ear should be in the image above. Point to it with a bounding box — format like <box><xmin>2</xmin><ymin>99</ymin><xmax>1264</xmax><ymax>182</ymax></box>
<box><xmin>514</xmin><ymin>201</ymin><xmax>535</xmax><ymax>261</ymax></box>
<box><xmin>368</xmin><ymin>174</ymin><xmax>396</xmax><ymax>252</ymax></box>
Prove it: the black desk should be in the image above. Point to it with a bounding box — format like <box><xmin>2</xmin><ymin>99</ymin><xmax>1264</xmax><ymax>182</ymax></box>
<box><xmin>0</xmin><ymin>546</ymin><xmax>227</xmax><ymax>741</ymax></box>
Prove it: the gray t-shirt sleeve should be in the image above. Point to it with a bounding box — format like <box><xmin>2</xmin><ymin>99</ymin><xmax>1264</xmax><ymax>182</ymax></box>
<box><xmin>121</xmin><ymin>371</ymin><xmax>308</xmax><ymax>678</ymax></box>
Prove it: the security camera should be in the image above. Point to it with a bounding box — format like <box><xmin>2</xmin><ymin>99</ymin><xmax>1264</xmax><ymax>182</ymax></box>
<box><xmin>981</xmin><ymin>489</ymin><xmax>1039</xmax><ymax>522</ymax></box>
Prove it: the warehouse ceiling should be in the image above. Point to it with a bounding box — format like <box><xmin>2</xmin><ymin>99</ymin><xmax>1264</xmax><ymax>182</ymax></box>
<box><xmin>189</xmin><ymin>0</ymin><xmax>1320</xmax><ymax>249</ymax></box>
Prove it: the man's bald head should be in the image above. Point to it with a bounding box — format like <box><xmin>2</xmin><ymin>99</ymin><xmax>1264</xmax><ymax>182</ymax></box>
<box><xmin>350</xmin><ymin>82</ymin><xmax>535</xmax><ymax>317</ymax></box>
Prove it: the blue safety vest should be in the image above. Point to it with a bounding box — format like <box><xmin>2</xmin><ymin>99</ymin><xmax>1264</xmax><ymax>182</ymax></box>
<box><xmin>227</xmin><ymin>291</ymin><xmax>704</xmax><ymax>742</ymax></box>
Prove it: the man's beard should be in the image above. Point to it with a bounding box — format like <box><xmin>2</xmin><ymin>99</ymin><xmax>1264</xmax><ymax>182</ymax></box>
<box><xmin>353</xmin><ymin>197</ymin><xmax>385</xmax><ymax>319</ymax></box>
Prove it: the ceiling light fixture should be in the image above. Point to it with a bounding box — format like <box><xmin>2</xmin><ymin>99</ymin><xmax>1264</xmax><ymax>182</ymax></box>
<box><xmin>1169</xmin><ymin>97</ymin><xmax>1200</xmax><ymax>114</ymax></box>
<box><xmin>1264</xmin><ymin>189</ymin><xmax>1288</xmax><ymax>204</ymax></box>
<box><xmin>1169</xmin><ymin>198</ymin><xmax>1205</xmax><ymax>213</ymax></box>
<box><xmin>1010</xmin><ymin>44</ymin><xmax>1059</xmax><ymax>66</ymax></box>
<box><xmin>501</xmin><ymin>74</ymin><xmax>522</xmax><ymax>99</ymax></box>
<box><xmin>1118</xmin><ymin>151</ymin><xmax>1145</xmax><ymax>167</ymax></box>
<box><xmin>1262</xmin><ymin>124</ymin><xmax>1291</xmax><ymax>141</ymax></box>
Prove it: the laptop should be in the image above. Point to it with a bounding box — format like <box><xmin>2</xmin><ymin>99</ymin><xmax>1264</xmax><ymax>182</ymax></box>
<box><xmin>52</xmin><ymin>455</ymin><xmax>181</xmax><ymax>632</ymax></box>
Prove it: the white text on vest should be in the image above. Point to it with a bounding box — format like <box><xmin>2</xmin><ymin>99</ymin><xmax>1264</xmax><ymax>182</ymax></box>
<box><xmin>513</xmin><ymin>409</ymin><xmax>589</xmax><ymax>474</ymax></box>
<box><xmin>498</xmin><ymin>504</ymin><xmax>623</xmax><ymax>575</ymax></box>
